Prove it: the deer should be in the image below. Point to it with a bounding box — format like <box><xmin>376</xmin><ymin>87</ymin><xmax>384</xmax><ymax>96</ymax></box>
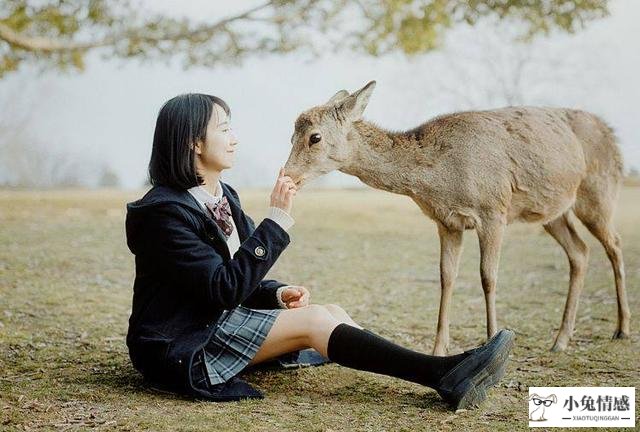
<box><xmin>283</xmin><ymin>80</ymin><xmax>630</xmax><ymax>355</ymax></box>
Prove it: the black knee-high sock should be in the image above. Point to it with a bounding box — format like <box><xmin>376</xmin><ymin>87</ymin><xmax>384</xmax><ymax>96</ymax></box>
<box><xmin>327</xmin><ymin>323</ymin><xmax>471</xmax><ymax>388</ymax></box>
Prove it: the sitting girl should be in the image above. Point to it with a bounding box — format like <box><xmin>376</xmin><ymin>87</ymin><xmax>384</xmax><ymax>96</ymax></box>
<box><xmin>124</xmin><ymin>93</ymin><xmax>514</xmax><ymax>410</ymax></box>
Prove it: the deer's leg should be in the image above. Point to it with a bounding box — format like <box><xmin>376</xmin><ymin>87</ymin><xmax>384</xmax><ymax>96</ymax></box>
<box><xmin>573</xmin><ymin>176</ymin><xmax>630</xmax><ymax>340</ymax></box>
<box><xmin>543</xmin><ymin>213</ymin><xmax>589</xmax><ymax>352</ymax></box>
<box><xmin>476</xmin><ymin>218</ymin><xmax>506</xmax><ymax>340</ymax></box>
<box><xmin>433</xmin><ymin>223</ymin><xmax>464</xmax><ymax>356</ymax></box>
<box><xmin>579</xmin><ymin>219</ymin><xmax>630</xmax><ymax>339</ymax></box>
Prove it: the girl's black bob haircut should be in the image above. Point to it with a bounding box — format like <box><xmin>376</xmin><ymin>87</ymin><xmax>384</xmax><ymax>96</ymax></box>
<box><xmin>148</xmin><ymin>93</ymin><xmax>231</xmax><ymax>190</ymax></box>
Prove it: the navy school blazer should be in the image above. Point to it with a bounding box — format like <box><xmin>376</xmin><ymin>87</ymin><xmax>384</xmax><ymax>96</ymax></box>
<box><xmin>125</xmin><ymin>181</ymin><xmax>295</xmax><ymax>400</ymax></box>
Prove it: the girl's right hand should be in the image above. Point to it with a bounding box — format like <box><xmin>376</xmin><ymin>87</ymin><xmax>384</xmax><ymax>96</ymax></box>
<box><xmin>270</xmin><ymin>167</ymin><xmax>297</xmax><ymax>214</ymax></box>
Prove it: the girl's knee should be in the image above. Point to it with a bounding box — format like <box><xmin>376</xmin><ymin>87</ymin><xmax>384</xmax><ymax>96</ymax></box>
<box><xmin>303</xmin><ymin>304</ymin><xmax>338</xmax><ymax>332</ymax></box>
<box><xmin>323</xmin><ymin>303</ymin><xmax>345</xmax><ymax>315</ymax></box>
<box><xmin>322</xmin><ymin>303</ymin><xmax>362</xmax><ymax>329</ymax></box>
<box><xmin>307</xmin><ymin>303</ymin><xmax>335</xmax><ymax>320</ymax></box>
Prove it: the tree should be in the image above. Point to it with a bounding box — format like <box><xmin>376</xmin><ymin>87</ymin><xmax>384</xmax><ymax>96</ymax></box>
<box><xmin>0</xmin><ymin>76</ymin><xmax>103</xmax><ymax>188</ymax></box>
<box><xmin>0</xmin><ymin>0</ymin><xmax>609</xmax><ymax>79</ymax></box>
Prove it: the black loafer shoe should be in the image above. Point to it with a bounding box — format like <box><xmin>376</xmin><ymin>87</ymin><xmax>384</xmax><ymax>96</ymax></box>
<box><xmin>436</xmin><ymin>329</ymin><xmax>515</xmax><ymax>410</ymax></box>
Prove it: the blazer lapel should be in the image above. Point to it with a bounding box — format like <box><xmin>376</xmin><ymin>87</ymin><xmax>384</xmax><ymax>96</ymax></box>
<box><xmin>221</xmin><ymin>183</ymin><xmax>250</xmax><ymax>242</ymax></box>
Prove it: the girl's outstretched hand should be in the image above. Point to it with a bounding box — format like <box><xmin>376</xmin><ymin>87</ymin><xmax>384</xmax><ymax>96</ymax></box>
<box><xmin>280</xmin><ymin>286</ymin><xmax>310</xmax><ymax>308</ymax></box>
<box><xmin>270</xmin><ymin>167</ymin><xmax>297</xmax><ymax>214</ymax></box>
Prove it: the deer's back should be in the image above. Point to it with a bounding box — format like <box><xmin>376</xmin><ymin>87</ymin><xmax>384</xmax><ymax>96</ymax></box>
<box><xmin>411</xmin><ymin>106</ymin><xmax>616</xmax><ymax>226</ymax></box>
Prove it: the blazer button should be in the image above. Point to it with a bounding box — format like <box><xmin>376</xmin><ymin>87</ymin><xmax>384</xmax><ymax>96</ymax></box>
<box><xmin>254</xmin><ymin>246</ymin><xmax>266</xmax><ymax>257</ymax></box>
<box><xmin>178</xmin><ymin>359</ymin><xmax>182</xmax><ymax>364</ymax></box>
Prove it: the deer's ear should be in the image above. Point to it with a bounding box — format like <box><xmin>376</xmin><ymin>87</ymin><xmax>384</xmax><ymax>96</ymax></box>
<box><xmin>550</xmin><ymin>394</ymin><xmax>557</xmax><ymax>403</ymax></box>
<box><xmin>336</xmin><ymin>80</ymin><xmax>376</xmax><ymax>120</ymax></box>
<box><xmin>327</xmin><ymin>89</ymin><xmax>349</xmax><ymax>105</ymax></box>
<box><xmin>529</xmin><ymin>394</ymin><xmax>540</xmax><ymax>401</ymax></box>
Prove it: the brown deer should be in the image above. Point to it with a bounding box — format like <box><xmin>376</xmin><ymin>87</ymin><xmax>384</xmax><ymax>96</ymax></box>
<box><xmin>283</xmin><ymin>80</ymin><xmax>630</xmax><ymax>355</ymax></box>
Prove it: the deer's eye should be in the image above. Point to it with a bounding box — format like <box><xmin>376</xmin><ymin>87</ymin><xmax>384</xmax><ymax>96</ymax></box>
<box><xmin>309</xmin><ymin>133</ymin><xmax>322</xmax><ymax>145</ymax></box>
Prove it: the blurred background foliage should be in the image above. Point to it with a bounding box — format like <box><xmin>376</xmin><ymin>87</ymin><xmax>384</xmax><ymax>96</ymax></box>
<box><xmin>0</xmin><ymin>0</ymin><xmax>609</xmax><ymax>79</ymax></box>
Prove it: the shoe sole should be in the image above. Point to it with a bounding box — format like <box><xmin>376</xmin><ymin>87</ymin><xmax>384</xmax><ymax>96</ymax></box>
<box><xmin>446</xmin><ymin>330</ymin><xmax>514</xmax><ymax>410</ymax></box>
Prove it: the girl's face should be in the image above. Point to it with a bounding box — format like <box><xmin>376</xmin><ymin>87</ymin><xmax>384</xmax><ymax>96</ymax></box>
<box><xmin>195</xmin><ymin>103</ymin><xmax>238</xmax><ymax>173</ymax></box>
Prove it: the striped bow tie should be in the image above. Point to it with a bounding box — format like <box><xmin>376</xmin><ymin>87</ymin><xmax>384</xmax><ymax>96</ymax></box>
<box><xmin>204</xmin><ymin>196</ymin><xmax>234</xmax><ymax>239</ymax></box>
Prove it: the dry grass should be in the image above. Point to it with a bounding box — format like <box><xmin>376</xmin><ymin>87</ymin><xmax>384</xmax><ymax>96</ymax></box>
<box><xmin>1</xmin><ymin>186</ymin><xmax>638</xmax><ymax>431</ymax></box>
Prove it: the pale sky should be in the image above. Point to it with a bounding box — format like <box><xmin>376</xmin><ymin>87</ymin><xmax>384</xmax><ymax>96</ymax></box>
<box><xmin>1</xmin><ymin>0</ymin><xmax>638</xmax><ymax>188</ymax></box>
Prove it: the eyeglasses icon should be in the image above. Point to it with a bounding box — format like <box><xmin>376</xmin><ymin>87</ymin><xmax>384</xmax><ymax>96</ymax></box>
<box><xmin>532</xmin><ymin>398</ymin><xmax>554</xmax><ymax>407</ymax></box>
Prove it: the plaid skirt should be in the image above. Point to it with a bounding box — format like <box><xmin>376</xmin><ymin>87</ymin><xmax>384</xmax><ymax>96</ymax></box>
<box><xmin>191</xmin><ymin>305</ymin><xmax>282</xmax><ymax>388</ymax></box>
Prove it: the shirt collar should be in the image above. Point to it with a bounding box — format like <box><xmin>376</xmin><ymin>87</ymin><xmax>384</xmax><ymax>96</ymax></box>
<box><xmin>187</xmin><ymin>181</ymin><xmax>223</xmax><ymax>210</ymax></box>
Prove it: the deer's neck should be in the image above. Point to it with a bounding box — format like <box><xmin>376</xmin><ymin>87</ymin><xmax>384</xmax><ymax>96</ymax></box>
<box><xmin>340</xmin><ymin>120</ymin><xmax>435</xmax><ymax>195</ymax></box>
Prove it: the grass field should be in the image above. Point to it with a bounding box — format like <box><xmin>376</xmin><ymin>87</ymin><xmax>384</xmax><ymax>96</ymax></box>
<box><xmin>1</xmin><ymin>186</ymin><xmax>638</xmax><ymax>431</ymax></box>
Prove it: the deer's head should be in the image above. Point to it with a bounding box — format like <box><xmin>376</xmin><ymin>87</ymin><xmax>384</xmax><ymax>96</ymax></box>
<box><xmin>284</xmin><ymin>80</ymin><xmax>376</xmax><ymax>187</ymax></box>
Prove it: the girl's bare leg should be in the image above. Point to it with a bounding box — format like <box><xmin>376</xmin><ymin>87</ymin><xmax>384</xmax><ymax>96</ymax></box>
<box><xmin>323</xmin><ymin>304</ymin><xmax>364</xmax><ymax>330</ymax></box>
<box><xmin>248</xmin><ymin>304</ymin><xmax>356</xmax><ymax>366</ymax></box>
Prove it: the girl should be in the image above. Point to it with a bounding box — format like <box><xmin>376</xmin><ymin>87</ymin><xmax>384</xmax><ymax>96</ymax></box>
<box><xmin>125</xmin><ymin>93</ymin><xmax>515</xmax><ymax>410</ymax></box>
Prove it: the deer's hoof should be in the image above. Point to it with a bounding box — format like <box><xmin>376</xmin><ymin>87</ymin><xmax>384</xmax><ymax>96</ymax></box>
<box><xmin>612</xmin><ymin>329</ymin><xmax>630</xmax><ymax>340</ymax></box>
<box><xmin>550</xmin><ymin>331</ymin><xmax>571</xmax><ymax>352</ymax></box>
<box><xmin>550</xmin><ymin>341</ymin><xmax>568</xmax><ymax>352</ymax></box>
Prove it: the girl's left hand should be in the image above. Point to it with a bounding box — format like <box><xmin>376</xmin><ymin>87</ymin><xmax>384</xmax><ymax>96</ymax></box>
<box><xmin>280</xmin><ymin>286</ymin><xmax>310</xmax><ymax>308</ymax></box>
